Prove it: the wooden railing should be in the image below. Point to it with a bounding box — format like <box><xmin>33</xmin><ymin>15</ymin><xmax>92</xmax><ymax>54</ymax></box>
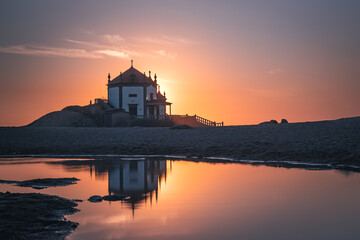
<box><xmin>195</xmin><ymin>115</ymin><xmax>223</xmax><ymax>127</ymax></box>
<box><xmin>172</xmin><ymin>114</ymin><xmax>223</xmax><ymax>127</ymax></box>
<box><xmin>130</xmin><ymin>114</ymin><xmax>224</xmax><ymax>127</ymax></box>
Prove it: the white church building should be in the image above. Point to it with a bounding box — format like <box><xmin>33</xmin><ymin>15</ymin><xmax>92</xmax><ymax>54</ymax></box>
<box><xmin>107</xmin><ymin>60</ymin><xmax>172</xmax><ymax>120</ymax></box>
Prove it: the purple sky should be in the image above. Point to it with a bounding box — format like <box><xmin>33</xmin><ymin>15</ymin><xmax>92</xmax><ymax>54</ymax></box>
<box><xmin>0</xmin><ymin>0</ymin><xmax>359</xmax><ymax>125</ymax></box>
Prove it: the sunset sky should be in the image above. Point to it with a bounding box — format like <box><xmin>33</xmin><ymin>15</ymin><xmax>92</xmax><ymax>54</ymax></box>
<box><xmin>0</xmin><ymin>0</ymin><xmax>359</xmax><ymax>126</ymax></box>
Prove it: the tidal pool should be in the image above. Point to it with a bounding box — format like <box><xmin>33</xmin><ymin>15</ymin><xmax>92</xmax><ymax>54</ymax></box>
<box><xmin>0</xmin><ymin>157</ymin><xmax>360</xmax><ymax>240</ymax></box>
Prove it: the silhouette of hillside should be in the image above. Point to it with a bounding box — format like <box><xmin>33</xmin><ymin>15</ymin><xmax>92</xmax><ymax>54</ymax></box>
<box><xmin>28</xmin><ymin>103</ymin><xmax>107</xmax><ymax>127</ymax></box>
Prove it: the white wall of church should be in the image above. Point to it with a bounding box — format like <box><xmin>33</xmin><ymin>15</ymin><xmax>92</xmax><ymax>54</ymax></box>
<box><xmin>122</xmin><ymin>86</ymin><xmax>144</xmax><ymax>115</ymax></box>
<box><xmin>123</xmin><ymin>161</ymin><xmax>146</xmax><ymax>192</ymax></box>
<box><xmin>108</xmin><ymin>165</ymin><xmax>120</xmax><ymax>192</ymax></box>
<box><xmin>146</xmin><ymin>85</ymin><xmax>157</xmax><ymax>100</ymax></box>
<box><xmin>108</xmin><ymin>87</ymin><xmax>119</xmax><ymax>109</ymax></box>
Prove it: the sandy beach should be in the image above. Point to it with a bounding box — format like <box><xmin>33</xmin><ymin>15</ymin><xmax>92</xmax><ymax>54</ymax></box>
<box><xmin>0</xmin><ymin>116</ymin><xmax>359</xmax><ymax>166</ymax></box>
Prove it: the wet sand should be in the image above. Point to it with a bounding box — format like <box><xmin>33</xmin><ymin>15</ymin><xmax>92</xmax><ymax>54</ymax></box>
<box><xmin>0</xmin><ymin>117</ymin><xmax>359</xmax><ymax>166</ymax></box>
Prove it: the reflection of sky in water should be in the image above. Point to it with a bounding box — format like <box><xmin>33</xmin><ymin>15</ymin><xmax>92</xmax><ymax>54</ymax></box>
<box><xmin>1</xmin><ymin>158</ymin><xmax>360</xmax><ymax>240</ymax></box>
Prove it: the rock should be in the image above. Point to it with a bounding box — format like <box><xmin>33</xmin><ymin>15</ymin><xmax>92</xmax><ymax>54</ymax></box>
<box><xmin>170</xmin><ymin>124</ymin><xmax>192</xmax><ymax>130</ymax></box>
<box><xmin>0</xmin><ymin>180</ymin><xmax>18</xmax><ymax>184</ymax></box>
<box><xmin>0</xmin><ymin>192</ymin><xmax>79</xmax><ymax>240</ymax></box>
<box><xmin>27</xmin><ymin>103</ymin><xmax>108</xmax><ymax>127</ymax></box>
<box><xmin>102</xmin><ymin>195</ymin><xmax>130</xmax><ymax>201</ymax></box>
<box><xmin>0</xmin><ymin>177</ymin><xmax>80</xmax><ymax>189</ymax></box>
<box><xmin>88</xmin><ymin>195</ymin><xmax>103</xmax><ymax>203</ymax></box>
<box><xmin>16</xmin><ymin>177</ymin><xmax>80</xmax><ymax>189</ymax></box>
<box><xmin>62</xmin><ymin>105</ymin><xmax>83</xmax><ymax>113</ymax></box>
<box><xmin>280</xmin><ymin>119</ymin><xmax>289</xmax><ymax>124</ymax></box>
<box><xmin>259</xmin><ymin>120</ymin><xmax>278</xmax><ymax>125</ymax></box>
<box><xmin>27</xmin><ymin>110</ymin><xmax>98</xmax><ymax>127</ymax></box>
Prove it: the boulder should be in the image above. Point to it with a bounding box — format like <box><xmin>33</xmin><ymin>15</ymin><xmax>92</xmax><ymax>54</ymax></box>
<box><xmin>62</xmin><ymin>105</ymin><xmax>83</xmax><ymax>113</ymax></box>
<box><xmin>0</xmin><ymin>177</ymin><xmax>80</xmax><ymax>189</ymax></box>
<box><xmin>27</xmin><ymin>102</ymin><xmax>108</xmax><ymax>127</ymax></box>
<box><xmin>27</xmin><ymin>110</ymin><xmax>98</xmax><ymax>127</ymax></box>
<box><xmin>259</xmin><ymin>120</ymin><xmax>278</xmax><ymax>125</ymax></box>
<box><xmin>280</xmin><ymin>119</ymin><xmax>289</xmax><ymax>124</ymax></box>
<box><xmin>0</xmin><ymin>192</ymin><xmax>79</xmax><ymax>240</ymax></box>
<box><xmin>102</xmin><ymin>195</ymin><xmax>130</xmax><ymax>201</ymax></box>
<box><xmin>88</xmin><ymin>195</ymin><xmax>103</xmax><ymax>203</ymax></box>
<box><xmin>170</xmin><ymin>124</ymin><xmax>192</xmax><ymax>130</ymax></box>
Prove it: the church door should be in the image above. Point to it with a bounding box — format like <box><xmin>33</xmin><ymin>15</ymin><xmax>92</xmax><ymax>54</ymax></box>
<box><xmin>128</xmin><ymin>104</ymin><xmax>138</xmax><ymax>116</ymax></box>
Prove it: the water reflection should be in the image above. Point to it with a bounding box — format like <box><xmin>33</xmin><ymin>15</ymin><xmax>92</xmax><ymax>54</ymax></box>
<box><xmin>2</xmin><ymin>158</ymin><xmax>360</xmax><ymax>240</ymax></box>
<box><xmin>47</xmin><ymin>158</ymin><xmax>170</xmax><ymax>213</ymax></box>
<box><xmin>108</xmin><ymin>160</ymin><xmax>167</xmax><ymax>213</ymax></box>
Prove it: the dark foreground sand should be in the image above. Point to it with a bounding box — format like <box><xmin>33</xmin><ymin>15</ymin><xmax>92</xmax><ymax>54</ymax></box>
<box><xmin>0</xmin><ymin>117</ymin><xmax>359</xmax><ymax>166</ymax></box>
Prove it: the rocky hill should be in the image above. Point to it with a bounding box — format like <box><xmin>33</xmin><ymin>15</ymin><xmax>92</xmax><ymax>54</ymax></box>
<box><xmin>28</xmin><ymin>103</ymin><xmax>107</xmax><ymax>127</ymax></box>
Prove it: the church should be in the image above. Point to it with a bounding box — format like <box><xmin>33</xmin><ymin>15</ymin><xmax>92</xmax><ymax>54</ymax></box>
<box><xmin>29</xmin><ymin>60</ymin><xmax>223</xmax><ymax>127</ymax></box>
<box><xmin>107</xmin><ymin>60</ymin><xmax>172</xmax><ymax>120</ymax></box>
<box><xmin>101</xmin><ymin>60</ymin><xmax>222</xmax><ymax>127</ymax></box>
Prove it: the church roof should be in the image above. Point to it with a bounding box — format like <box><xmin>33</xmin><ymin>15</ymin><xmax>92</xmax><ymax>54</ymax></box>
<box><xmin>156</xmin><ymin>92</ymin><xmax>167</xmax><ymax>101</ymax></box>
<box><xmin>108</xmin><ymin>65</ymin><xmax>154</xmax><ymax>85</ymax></box>
<box><xmin>146</xmin><ymin>92</ymin><xmax>172</xmax><ymax>105</ymax></box>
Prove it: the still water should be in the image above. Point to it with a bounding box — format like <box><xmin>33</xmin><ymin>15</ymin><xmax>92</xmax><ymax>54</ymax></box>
<box><xmin>0</xmin><ymin>157</ymin><xmax>360</xmax><ymax>240</ymax></box>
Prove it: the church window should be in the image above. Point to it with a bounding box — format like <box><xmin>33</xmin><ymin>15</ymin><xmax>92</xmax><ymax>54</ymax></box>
<box><xmin>129</xmin><ymin>94</ymin><xmax>137</xmax><ymax>97</ymax></box>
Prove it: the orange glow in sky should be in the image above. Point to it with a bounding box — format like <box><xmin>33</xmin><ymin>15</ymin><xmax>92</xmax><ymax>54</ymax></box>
<box><xmin>0</xmin><ymin>1</ymin><xmax>359</xmax><ymax>126</ymax></box>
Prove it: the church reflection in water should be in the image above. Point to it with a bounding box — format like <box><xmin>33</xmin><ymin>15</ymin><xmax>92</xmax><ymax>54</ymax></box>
<box><xmin>47</xmin><ymin>158</ymin><xmax>171</xmax><ymax>213</ymax></box>
<box><xmin>108</xmin><ymin>159</ymin><xmax>169</xmax><ymax>212</ymax></box>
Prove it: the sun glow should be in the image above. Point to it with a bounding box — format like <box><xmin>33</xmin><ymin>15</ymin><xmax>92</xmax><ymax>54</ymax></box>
<box><xmin>0</xmin><ymin>1</ymin><xmax>359</xmax><ymax>126</ymax></box>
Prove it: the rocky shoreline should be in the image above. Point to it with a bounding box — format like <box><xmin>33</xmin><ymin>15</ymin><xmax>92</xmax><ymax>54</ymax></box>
<box><xmin>0</xmin><ymin>192</ymin><xmax>79</xmax><ymax>240</ymax></box>
<box><xmin>0</xmin><ymin>177</ymin><xmax>80</xmax><ymax>189</ymax></box>
<box><xmin>1</xmin><ymin>116</ymin><xmax>359</xmax><ymax>166</ymax></box>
